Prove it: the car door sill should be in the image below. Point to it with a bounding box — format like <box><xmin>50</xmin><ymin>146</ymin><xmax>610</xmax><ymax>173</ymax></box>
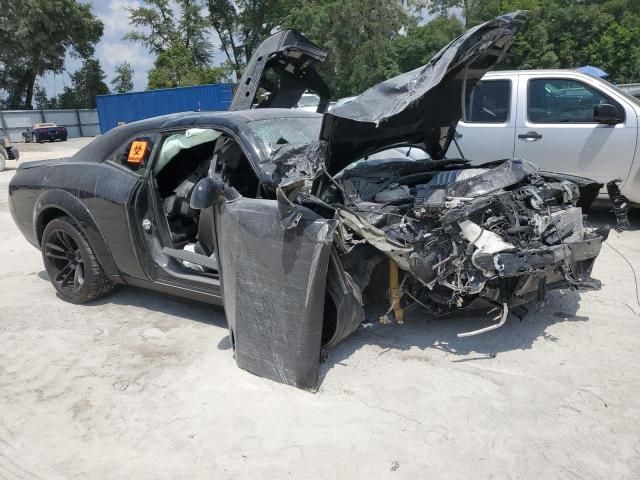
<box><xmin>162</xmin><ymin>247</ymin><xmax>218</xmax><ymax>271</ymax></box>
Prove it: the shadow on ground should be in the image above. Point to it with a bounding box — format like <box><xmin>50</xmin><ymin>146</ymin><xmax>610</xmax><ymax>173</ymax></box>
<box><xmin>586</xmin><ymin>204</ymin><xmax>640</xmax><ymax>231</ymax></box>
<box><xmin>38</xmin><ymin>270</ymin><xmax>226</xmax><ymax>329</ymax></box>
<box><xmin>319</xmin><ymin>289</ymin><xmax>585</xmax><ymax>383</ymax></box>
<box><xmin>37</xmin><ymin>268</ymin><xmax>589</xmax><ymax>387</ymax></box>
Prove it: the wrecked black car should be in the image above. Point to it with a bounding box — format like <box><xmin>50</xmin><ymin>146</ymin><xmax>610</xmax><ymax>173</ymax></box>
<box><xmin>8</xmin><ymin>11</ymin><xmax>607</xmax><ymax>390</ymax></box>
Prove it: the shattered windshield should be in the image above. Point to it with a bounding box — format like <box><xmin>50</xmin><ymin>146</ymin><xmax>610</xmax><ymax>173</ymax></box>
<box><xmin>247</xmin><ymin>117</ymin><xmax>323</xmax><ymax>156</ymax></box>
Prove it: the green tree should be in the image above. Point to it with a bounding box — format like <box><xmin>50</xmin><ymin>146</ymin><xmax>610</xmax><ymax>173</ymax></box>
<box><xmin>392</xmin><ymin>16</ymin><xmax>465</xmax><ymax>73</ymax></box>
<box><xmin>57</xmin><ymin>86</ymin><xmax>79</xmax><ymax>109</ymax></box>
<box><xmin>207</xmin><ymin>0</ymin><xmax>290</xmax><ymax>78</ymax></box>
<box><xmin>111</xmin><ymin>62</ymin><xmax>135</xmax><ymax>93</ymax></box>
<box><xmin>427</xmin><ymin>0</ymin><xmax>640</xmax><ymax>83</ymax></box>
<box><xmin>284</xmin><ymin>0</ymin><xmax>415</xmax><ymax>98</ymax></box>
<box><xmin>0</xmin><ymin>0</ymin><xmax>103</xmax><ymax>109</ymax></box>
<box><xmin>57</xmin><ymin>58</ymin><xmax>109</xmax><ymax>108</ymax></box>
<box><xmin>125</xmin><ymin>0</ymin><xmax>215</xmax><ymax>88</ymax></box>
<box><xmin>147</xmin><ymin>43</ymin><xmax>233</xmax><ymax>88</ymax></box>
<box><xmin>33</xmin><ymin>85</ymin><xmax>50</xmax><ymax>110</ymax></box>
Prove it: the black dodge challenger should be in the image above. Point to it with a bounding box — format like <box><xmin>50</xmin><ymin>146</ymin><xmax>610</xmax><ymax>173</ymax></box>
<box><xmin>8</xmin><ymin>12</ymin><xmax>608</xmax><ymax>390</ymax></box>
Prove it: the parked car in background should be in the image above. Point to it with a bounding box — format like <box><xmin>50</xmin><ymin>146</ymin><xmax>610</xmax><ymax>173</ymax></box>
<box><xmin>22</xmin><ymin>123</ymin><xmax>68</xmax><ymax>143</ymax></box>
<box><xmin>451</xmin><ymin>70</ymin><xmax>640</xmax><ymax>204</ymax></box>
<box><xmin>0</xmin><ymin>131</ymin><xmax>19</xmax><ymax>172</ymax></box>
<box><xmin>295</xmin><ymin>92</ymin><xmax>321</xmax><ymax>112</ymax></box>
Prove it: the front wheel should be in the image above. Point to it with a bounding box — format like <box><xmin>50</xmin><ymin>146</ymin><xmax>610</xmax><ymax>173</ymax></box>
<box><xmin>41</xmin><ymin>216</ymin><xmax>113</xmax><ymax>303</ymax></box>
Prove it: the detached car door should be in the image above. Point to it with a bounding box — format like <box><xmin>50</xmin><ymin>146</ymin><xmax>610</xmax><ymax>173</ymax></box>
<box><xmin>211</xmin><ymin>190</ymin><xmax>337</xmax><ymax>391</ymax></box>
<box><xmin>453</xmin><ymin>76</ymin><xmax>517</xmax><ymax>161</ymax></box>
<box><xmin>514</xmin><ymin>74</ymin><xmax>638</xmax><ymax>186</ymax></box>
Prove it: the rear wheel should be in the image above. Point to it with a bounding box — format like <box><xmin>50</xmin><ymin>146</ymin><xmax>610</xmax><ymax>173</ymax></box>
<box><xmin>41</xmin><ymin>216</ymin><xmax>113</xmax><ymax>303</ymax></box>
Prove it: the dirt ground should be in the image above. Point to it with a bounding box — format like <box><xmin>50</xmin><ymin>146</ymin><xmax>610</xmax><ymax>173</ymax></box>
<box><xmin>1</xmin><ymin>138</ymin><xmax>640</xmax><ymax>479</ymax></box>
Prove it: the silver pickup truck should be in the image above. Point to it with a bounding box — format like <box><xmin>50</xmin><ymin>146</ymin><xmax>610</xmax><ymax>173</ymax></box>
<box><xmin>452</xmin><ymin>69</ymin><xmax>640</xmax><ymax>206</ymax></box>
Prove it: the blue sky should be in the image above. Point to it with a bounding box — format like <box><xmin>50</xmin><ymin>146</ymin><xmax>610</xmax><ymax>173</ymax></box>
<box><xmin>40</xmin><ymin>1</ymin><xmax>154</xmax><ymax>96</ymax></box>
<box><xmin>40</xmin><ymin>0</ymin><xmax>229</xmax><ymax>96</ymax></box>
<box><xmin>39</xmin><ymin>1</ymin><xmax>440</xmax><ymax>97</ymax></box>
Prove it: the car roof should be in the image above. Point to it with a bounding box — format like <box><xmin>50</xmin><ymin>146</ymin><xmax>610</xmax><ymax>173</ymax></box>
<box><xmin>71</xmin><ymin>108</ymin><xmax>323</xmax><ymax>164</ymax></box>
<box><xmin>484</xmin><ymin>69</ymin><xmax>591</xmax><ymax>77</ymax></box>
<box><xmin>126</xmin><ymin>108</ymin><xmax>322</xmax><ymax>132</ymax></box>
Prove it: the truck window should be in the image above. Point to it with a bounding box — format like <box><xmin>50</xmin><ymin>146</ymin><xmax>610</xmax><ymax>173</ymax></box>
<box><xmin>527</xmin><ymin>78</ymin><xmax>621</xmax><ymax>123</ymax></box>
<box><xmin>464</xmin><ymin>80</ymin><xmax>510</xmax><ymax>123</ymax></box>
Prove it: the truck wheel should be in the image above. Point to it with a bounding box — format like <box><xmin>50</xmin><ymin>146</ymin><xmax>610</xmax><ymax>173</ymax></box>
<box><xmin>0</xmin><ymin>148</ymin><xmax>6</xmax><ymax>172</ymax></box>
<box><xmin>41</xmin><ymin>216</ymin><xmax>114</xmax><ymax>304</ymax></box>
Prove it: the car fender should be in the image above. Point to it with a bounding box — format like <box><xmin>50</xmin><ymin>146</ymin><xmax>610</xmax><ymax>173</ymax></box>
<box><xmin>33</xmin><ymin>189</ymin><xmax>120</xmax><ymax>278</ymax></box>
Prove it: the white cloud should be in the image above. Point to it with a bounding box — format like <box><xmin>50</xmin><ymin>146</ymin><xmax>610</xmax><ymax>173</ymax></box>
<box><xmin>40</xmin><ymin>0</ymin><xmax>223</xmax><ymax>95</ymax></box>
<box><xmin>98</xmin><ymin>41</ymin><xmax>154</xmax><ymax>91</ymax></box>
<box><xmin>98</xmin><ymin>0</ymin><xmax>142</xmax><ymax>38</ymax></box>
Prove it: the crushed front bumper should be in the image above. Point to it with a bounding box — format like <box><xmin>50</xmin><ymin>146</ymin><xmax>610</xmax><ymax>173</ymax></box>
<box><xmin>472</xmin><ymin>233</ymin><xmax>604</xmax><ymax>294</ymax></box>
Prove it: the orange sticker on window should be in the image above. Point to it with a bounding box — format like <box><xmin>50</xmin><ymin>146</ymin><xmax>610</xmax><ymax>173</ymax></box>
<box><xmin>128</xmin><ymin>140</ymin><xmax>149</xmax><ymax>164</ymax></box>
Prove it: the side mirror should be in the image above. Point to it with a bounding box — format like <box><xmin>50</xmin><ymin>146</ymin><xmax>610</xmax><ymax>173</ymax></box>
<box><xmin>190</xmin><ymin>177</ymin><xmax>223</xmax><ymax>210</ymax></box>
<box><xmin>594</xmin><ymin>104</ymin><xmax>620</xmax><ymax>124</ymax></box>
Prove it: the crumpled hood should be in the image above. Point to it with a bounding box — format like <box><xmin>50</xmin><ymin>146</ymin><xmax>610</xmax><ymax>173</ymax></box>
<box><xmin>320</xmin><ymin>11</ymin><xmax>528</xmax><ymax>175</ymax></box>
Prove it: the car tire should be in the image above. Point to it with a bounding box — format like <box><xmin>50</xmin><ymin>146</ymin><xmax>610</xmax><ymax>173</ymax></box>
<box><xmin>41</xmin><ymin>216</ymin><xmax>114</xmax><ymax>304</ymax></box>
<box><xmin>0</xmin><ymin>148</ymin><xmax>6</xmax><ymax>172</ymax></box>
<box><xmin>33</xmin><ymin>133</ymin><xmax>40</xmax><ymax>143</ymax></box>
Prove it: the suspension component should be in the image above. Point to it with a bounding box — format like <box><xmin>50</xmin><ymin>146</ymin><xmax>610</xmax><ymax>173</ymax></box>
<box><xmin>388</xmin><ymin>259</ymin><xmax>404</xmax><ymax>324</ymax></box>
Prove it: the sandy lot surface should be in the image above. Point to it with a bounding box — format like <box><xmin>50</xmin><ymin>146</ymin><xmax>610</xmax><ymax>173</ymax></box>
<box><xmin>1</xmin><ymin>138</ymin><xmax>640</xmax><ymax>479</ymax></box>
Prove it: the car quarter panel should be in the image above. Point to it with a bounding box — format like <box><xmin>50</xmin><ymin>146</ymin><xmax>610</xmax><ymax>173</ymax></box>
<box><xmin>10</xmin><ymin>161</ymin><xmax>146</xmax><ymax>280</ymax></box>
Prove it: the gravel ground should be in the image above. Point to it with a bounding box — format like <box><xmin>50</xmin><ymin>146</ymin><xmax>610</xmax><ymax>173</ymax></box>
<box><xmin>1</xmin><ymin>138</ymin><xmax>640</xmax><ymax>479</ymax></box>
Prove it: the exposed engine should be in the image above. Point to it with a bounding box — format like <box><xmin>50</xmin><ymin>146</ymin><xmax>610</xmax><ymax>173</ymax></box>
<box><xmin>324</xmin><ymin>158</ymin><xmax>605</xmax><ymax>336</ymax></box>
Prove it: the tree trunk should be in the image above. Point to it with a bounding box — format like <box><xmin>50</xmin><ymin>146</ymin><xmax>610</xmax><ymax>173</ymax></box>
<box><xmin>24</xmin><ymin>72</ymin><xmax>36</xmax><ymax>110</ymax></box>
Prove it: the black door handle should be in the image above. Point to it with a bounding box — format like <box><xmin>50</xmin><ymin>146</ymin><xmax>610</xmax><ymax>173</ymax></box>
<box><xmin>454</xmin><ymin>132</ymin><xmax>463</xmax><ymax>139</ymax></box>
<box><xmin>518</xmin><ymin>131</ymin><xmax>542</xmax><ymax>140</ymax></box>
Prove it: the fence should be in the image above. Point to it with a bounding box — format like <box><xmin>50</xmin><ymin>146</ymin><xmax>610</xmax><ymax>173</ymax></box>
<box><xmin>0</xmin><ymin>109</ymin><xmax>100</xmax><ymax>142</ymax></box>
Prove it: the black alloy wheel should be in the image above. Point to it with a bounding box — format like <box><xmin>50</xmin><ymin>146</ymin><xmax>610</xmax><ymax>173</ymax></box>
<box><xmin>44</xmin><ymin>228</ymin><xmax>86</xmax><ymax>295</ymax></box>
<box><xmin>41</xmin><ymin>217</ymin><xmax>113</xmax><ymax>303</ymax></box>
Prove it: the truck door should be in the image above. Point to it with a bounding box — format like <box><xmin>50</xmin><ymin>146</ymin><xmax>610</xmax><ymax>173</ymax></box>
<box><xmin>513</xmin><ymin>74</ymin><xmax>637</xmax><ymax>187</ymax></box>
<box><xmin>452</xmin><ymin>77</ymin><xmax>517</xmax><ymax>161</ymax></box>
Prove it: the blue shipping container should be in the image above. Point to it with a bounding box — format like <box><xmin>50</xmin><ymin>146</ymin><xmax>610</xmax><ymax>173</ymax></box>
<box><xmin>96</xmin><ymin>83</ymin><xmax>233</xmax><ymax>133</ymax></box>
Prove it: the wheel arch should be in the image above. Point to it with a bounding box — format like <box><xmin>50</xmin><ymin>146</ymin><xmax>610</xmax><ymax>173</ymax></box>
<box><xmin>34</xmin><ymin>190</ymin><xmax>120</xmax><ymax>278</ymax></box>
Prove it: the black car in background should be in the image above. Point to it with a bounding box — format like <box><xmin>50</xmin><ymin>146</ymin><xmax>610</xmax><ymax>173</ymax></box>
<box><xmin>0</xmin><ymin>131</ymin><xmax>19</xmax><ymax>172</ymax></box>
<box><xmin>22</xmin><ymin>123</ymin><xmax>68</xmax><ymax>143</ymax></box>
